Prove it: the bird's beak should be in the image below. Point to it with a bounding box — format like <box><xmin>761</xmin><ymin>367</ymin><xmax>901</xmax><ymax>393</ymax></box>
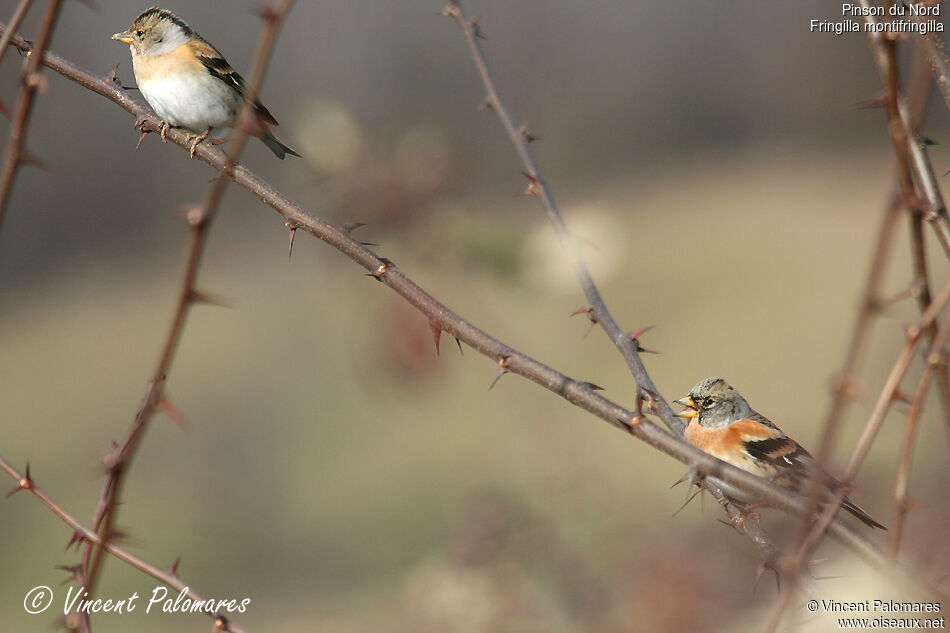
<box><xmin>674</xmin><ymin>396</ymin><xmax>698</xmax><ymax>418</ymax></box>
<box><xmin>112</xmin><ymin>31</ymin><xmax>134</xmax><ymax>45</ymax></box>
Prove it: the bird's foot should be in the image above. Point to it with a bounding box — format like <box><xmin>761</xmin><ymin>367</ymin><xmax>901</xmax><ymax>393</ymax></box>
<box><xmin>187</xmin><ymin>129</ymin><xmax>211</xmax><ymax>158</ymax></box>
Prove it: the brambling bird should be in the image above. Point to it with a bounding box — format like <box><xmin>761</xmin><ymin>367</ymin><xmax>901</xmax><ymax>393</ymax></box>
<box><xmin>112</xmin><ymin>7</ymin><xmax>300</xmax><ymax>159</ymax></box>
<box><xmin>675</xmin><ymin>377</ymin><xmax>885</xmax><ymax>529</ymax></box>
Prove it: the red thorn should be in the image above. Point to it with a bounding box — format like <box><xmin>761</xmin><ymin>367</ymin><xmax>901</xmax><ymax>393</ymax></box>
<box><xmin>856</xmin><ymin>94</ymin><xmax>887</xmax><ymax>110</ymax></box>
<box><xmin>629</xmin><ymin>325</ymin><xmax>654</xmax><ymax>339</ymax></box>
<box><xmin>892</xmin><ymin>388</ymin><xmax>913</xmax><ymax>404</ymax></box>
<box><xmin>156</xmin><ymin>396</ymin><xmax>189</xmax><ymax>430</ymax></box>
<box><xmin>570</xmin><ymin>305</ymin><xmax>594</xmax><ymax>317</ymax></box>
<box><xmin>188</xmin><ymin>289</ymin><xmax>229</xmax><ymax>308</ymax></box>
<box><xmin>56</xmin><ymin>564</ymin><xmax>84</xmax><ymax>585</ymax></box>
<box><xmin>65</xmin><ymin>531</ymin><xmax>84</xmax><ymax>551</ymax></box>
<box><xmin>170</xmin><ymin>556</ymin><xmax>181</xmax><ymax>575</ymax></box>
<box><xmin>581</xmin><ymin>382</ymin><xmax>605</xmax><ymax>391</ymax></box>
<box><xmin>18</xmin><ymin>149</ymin><xmax>46</xmax><ymax>170</ymax></box>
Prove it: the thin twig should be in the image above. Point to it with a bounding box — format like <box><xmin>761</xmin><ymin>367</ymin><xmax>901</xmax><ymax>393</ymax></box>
<box><xmin>441</xmin><ymin>0</ymin><xmax>683</xmax><ymax>436</ymax></box>
<box><xmin>0</xmin><ymin>0</ymin><xmax>35</xmax><ymax>70</ymax></box>
<box><xmin>859</xmin><ymin>0</ymin><xmax>950</xmax><ymax>261</ymax></box>
<box><xmin>0</xmin><ymin>457</ymin><xmax>250</xmax><ymax>633</ymax></box>
<box><xmin>440</xmin><ymin>0</ymin><xmax>800</xmax><ymax>575</ymax></box>
<box><xmin>0</xmin><ymin>24</ymin><xmax>903</xmax><ymax>575</ymax></box>
<box><xmin>888</xmin><ymin>312</ymin><xmax>950</xmax><ymax>559</ymax></box>
<box><xmin>0</xmin><ymin>0</ymin><xmax>64</xmax><ymax>229</ymax></box>
<box><xmin>79</xmin><ymin>0</ymin><xmax>296</xmax><ymax>617</ymax></box>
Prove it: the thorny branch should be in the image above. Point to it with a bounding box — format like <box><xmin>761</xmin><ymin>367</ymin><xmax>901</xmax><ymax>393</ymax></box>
<box><xmin>439</xmin><ymin>0</ymin><xmax>794</xmax><ymax>571</ymax></box>
<box><xmin>77</xmin><ymin>4</ymin><xmax>297</xmax><ymax>629</ymax></box>
<box><xmin>0</xmin><ymin>24</ymin><xmax>900</xmax><ymax>576</ymax></box>
<box><xmin>0</xmin><ymin>457</ymin><xmax>250</xmax><ymax>633</ymax></box>
<box><xmin>0</xmin><ymin>0</ymin><xmax>65</xmax><ymax>228</ymax></box>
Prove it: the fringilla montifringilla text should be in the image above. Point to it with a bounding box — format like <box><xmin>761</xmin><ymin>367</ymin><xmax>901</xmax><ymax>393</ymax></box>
<box><xmin>112</xmin><ymin>7</ymin><xmax>299</xmax><ymax>159</ymax></box>
<box><xmin>675</xmin><ymin>377</ymin><xmax>884</xmax><ymax>529</ymax></box>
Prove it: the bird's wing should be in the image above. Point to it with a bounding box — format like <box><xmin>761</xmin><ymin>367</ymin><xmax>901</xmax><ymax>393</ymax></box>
<box><xmin>187</xmin><ymin>39</ymin><xmax>279</xmax><ymax>126</ymax></box>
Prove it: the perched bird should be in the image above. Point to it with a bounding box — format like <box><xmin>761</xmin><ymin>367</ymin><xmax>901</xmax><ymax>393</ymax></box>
<box><xmin>112</xmin><ymin>7</ymin><xmax>299</xmax><ymax>159</ymax></box>
<box><xmin>674</xmin><ymin>377</ymin><xmax>885</xmax><ymax>529</ymax></box>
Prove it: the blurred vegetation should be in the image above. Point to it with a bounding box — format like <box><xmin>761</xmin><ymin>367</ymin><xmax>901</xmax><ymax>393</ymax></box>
<box><xmin>2</xmin><ymin>1</ymin><xmax>950</xmax><ymax>632</ymax></box>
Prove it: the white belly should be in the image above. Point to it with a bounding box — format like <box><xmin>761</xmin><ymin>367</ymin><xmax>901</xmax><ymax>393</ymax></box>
<box><xmin>137</xmin><ymin>70</ymin><xmax>238</xmax><ymax>132</ymax></box>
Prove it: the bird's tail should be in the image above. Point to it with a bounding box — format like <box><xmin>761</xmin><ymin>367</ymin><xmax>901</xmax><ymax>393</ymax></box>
<box><xmin>257</xmin><ymin>129</ymin><xmax>300</xmax><ymax>160</ymax></box>
<box><xmin>842</xmin><ymin>498</ymin><xmax>886</xmax><ymax>530</ymax></box>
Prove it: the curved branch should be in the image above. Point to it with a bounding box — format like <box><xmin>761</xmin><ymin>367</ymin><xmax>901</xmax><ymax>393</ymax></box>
<box><xmin>79</xmin><ymin>1</ymin><xmax>297</xmax><ymax>613</ymax></box>
<box><xmin>0</xmin><ymin>20</ymin><xmax>896</xmax><ymax>580</ymax></box>
<box><xmin>0</xmin><ymin>457</ymin><xmax>250</xmax><ymax>633</ymax></box>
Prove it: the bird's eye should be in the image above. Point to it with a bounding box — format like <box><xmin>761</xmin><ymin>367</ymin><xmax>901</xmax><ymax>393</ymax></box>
<box><xmin>702</xmin><ymin>397</ymin><xmax>714</xmax><ymax>407</ymax></box>
<box><xmin>135</xmin><ymin>30</ymin><xmax>145</xmax><ymax>37</ymax></box>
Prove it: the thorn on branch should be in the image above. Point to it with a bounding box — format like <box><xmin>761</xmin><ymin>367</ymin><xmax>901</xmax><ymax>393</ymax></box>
<box><xmin>156</xmin><ymin>396</ymin><xmax>189</xmax><ymax>429</ymax></box>
<box><xmin>65</xmin><ymin>531</ymin><xmax>86</xmax><ymax>551</ymax></box>
<box><xmin>470</xmin><ymin>17</ymin><xmax>486</xmax><ymax>39</ymax></box>
<box><xmin>489</xmin><ymin>355</ymin><xmax>511</xmax><ymax>390</ymax></box>
<box><xmin>5</xmin><ymin>462</ymin><xmax>32</xmax><ymax>498</ymax></box>
<box><xmin>286</xmin><ymin>221</ymin><xmax>300</xmax><ymax>259</ymax></box>
<box><xmin>752</xmin><ymin>562</ymin><xmax>780</xmax><ymax>594</ymax></box>
<box><xmin>342</xmin><ymin>221</ymin><xmax>367</xmax><ymax>233</ymax></box>
<box><xmin>429</xmin><ymin>318</ymin><xmax>443</xmax><ymax>355</ymax></box>
<box><xmin>169</xmin><ymin>556</ymin><xmax>181</xmax><ymax>575</ymax></box>
<box><xmin>18</xmin><ymin>148</ymin><xmax>46</xmax><ymax>170</ymax></box>
<box><xmin>892</xmin><ymin>388</ymin><xmax>913</xmax><ymax>404</ymax></box>
<box><xmin>579</xmin><ymin>381</ymin><xmax>604</xmax><ymax>391</ymax></box>
<box><xmin>855</xmin><ymin>93</ymin><xmax>887</xmax><ymax>110</ymax></box>
<box><xmin>518</xmin><ymin>124</ymin><xmax>540</xmax><ymax>143</ymax></box>
<box><xmin>454</xmin><ymin>336</ymin><xmax>463</xmax><ymax>355</ymax></box>
<box><xmin>56</xmin><ymin>564</ymin><xmax>84</xmax><ymax>586</ymax></box>
<box><xmin>514</xmin><ymin>171</ymin><xmax>541</xmax><ymax>198</ymax></box>
<box><xmin>570</xmin><ymin>305</ymin><xmax>598</xmax><ymax>338</ymax></box>
<box><xmin>188</xmin><ymin>289</ymin><xmax>228</xmax><ymax>308</ymax></box>
<box><xmin>477</xmin><ymin>97</ymin><xmax>493</xmax><ymax>113</ymax></box>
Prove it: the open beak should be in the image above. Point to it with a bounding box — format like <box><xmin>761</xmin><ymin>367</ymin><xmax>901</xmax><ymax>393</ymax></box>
<box><xmin>674</xmin><ymin>396</ymin><xmax>698</xmax><ymax>418</ymax></box>
<box><xmin>112</xmin><ymin>31</ymin><xmax>134</xmax><ymax>44</ymax></box>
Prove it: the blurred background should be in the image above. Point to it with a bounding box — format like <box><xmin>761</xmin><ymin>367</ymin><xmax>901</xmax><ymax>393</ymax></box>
<box><xmin>2</xmin><ymin>1</ymin><xmax>950</xmax><ymax>631</ymax></box>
